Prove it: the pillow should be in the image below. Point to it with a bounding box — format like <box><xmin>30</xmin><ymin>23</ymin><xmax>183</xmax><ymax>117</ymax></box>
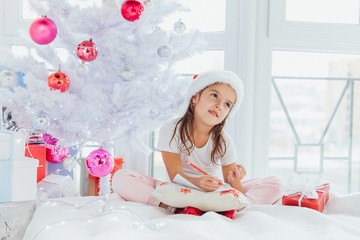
<box><xmin>152</xmin><ymin>182</ymin><xmax>250</xmax><ymax>212</ymax></box>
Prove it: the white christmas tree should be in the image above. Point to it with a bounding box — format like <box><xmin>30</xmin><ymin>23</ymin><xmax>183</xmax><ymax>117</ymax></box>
<box><xmin>0</xmin><ymin>0</ymin><xmax>203</xmax><ymax>162</ymax></box>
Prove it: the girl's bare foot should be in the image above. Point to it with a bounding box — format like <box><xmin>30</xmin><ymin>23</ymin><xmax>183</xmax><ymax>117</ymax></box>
<box><xmin>159</xmin><ymin>202</ymin><xmax>168</xmax><ymax>209</ymax></box>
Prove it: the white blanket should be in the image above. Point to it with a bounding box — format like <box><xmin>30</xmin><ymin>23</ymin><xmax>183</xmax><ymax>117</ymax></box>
<box><xmin>24</xmin><ymin>193</ymin><xmax>360</xmax><ymax>240</ymax></box>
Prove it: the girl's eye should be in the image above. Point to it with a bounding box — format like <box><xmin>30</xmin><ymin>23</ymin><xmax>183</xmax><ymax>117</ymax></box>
<box><xmin>211</xmin><ymin>93</ymin><xmax>217</xmax><ymax>98</ymax></box>
<box><xmin>226</xmin><ymin>103</ymin><xmax>231</xmax><ymax>108</ymax></box>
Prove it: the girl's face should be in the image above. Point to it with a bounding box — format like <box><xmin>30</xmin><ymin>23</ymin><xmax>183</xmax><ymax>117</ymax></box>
<box><xmin>192</xmin><ymin>83</ymin><xmax>236</xmax><ymax>127</ymax></box>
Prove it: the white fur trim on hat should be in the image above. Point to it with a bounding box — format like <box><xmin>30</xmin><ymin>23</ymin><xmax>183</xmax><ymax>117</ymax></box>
<box><xmin>185</xmin><ymin>70</ymin><xmax>244</xmax><ymax>118</ymax></box>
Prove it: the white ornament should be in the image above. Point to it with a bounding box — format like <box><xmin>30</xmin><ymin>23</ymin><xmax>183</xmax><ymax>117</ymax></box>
<box><xmin>31</xmin><ymin>111</ymin><xmax>51</xmax><ymax>131</ymax></box>
<box><xmin>0</xmin><ymin>69</ymin><xmax>18</xmax><ymax>88</ymax></box>
<box><xmin>76</xmin><ymin>62</ymin><xmax>89</xmax><ymax>77</ymax></box>
<box><xmin>157</xmin><ymin>45</ymin><xmax>171</xmax><ymax>57</ymax></box>
<box><xmin>120</xmin><ymin>66</ymin><xmax>135</xmax><ymax>81</ymax></box>
<box><xmin>63</xmin><ymin>157</ymin><xmax>77</xmax><ymax>170</ymax></box>
<box><xmin>174</xmin><ymin>19</ymin><xmax>186</xmax><ymax>33</ymax></box>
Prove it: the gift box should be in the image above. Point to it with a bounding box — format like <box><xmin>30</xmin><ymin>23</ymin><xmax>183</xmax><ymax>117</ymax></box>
<box><xmin>25</xmin><ymin>144</ymin><xmax>47</xmax><ymax>183</ymax></box>
<box><xmin>0</xmin><ymin>130</ymin><xmax>26</xmax><ymax>160</ymax></box>
<box><xmin>37</xmin><ymin>174</ymin><xmax>79</xmax><ymax>200</ymax></box>
<box><xmin>282</xmin><ymin>177</ymin><xmax>330</xmax><ymax>212</ymax></box>
<box><xmin>0</xmin><ymin>131</ymin><xmax>38</xmax><ymax>203</ymax></box>
<box><xmin>0</xmin><ymin>157</ymin><xmax>39</xmax><ymax>203</ymax></box>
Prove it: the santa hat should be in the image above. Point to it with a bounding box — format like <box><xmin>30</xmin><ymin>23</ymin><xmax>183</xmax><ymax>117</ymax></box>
<box><xmin>185</xmin><ymin>70</ymin><xmax>244</xmax><ymax>118</ymax></box>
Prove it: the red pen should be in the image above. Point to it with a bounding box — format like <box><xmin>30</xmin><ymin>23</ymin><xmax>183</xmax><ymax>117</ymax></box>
<box><xmin>185</xmin><ymin>161</ymin><xmax>223</xmax><ymax>185</ymax></box>
<box><xmin>186</xmin><ymin>160</ymin><xmax>208</xmax><ymax>175</ymax></box>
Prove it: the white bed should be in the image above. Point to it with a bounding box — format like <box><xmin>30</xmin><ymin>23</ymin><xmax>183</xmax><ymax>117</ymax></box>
<box><xmin>23</xmin><ymin>192</ymin><xmax>360</xmax><ymax>240</ymax></box>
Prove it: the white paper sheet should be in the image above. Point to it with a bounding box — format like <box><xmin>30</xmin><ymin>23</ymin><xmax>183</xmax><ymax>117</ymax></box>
<box><xmin>172</xmin><ymin>174</ymin><xmax>233</xmax><ymax>192</ymax></box>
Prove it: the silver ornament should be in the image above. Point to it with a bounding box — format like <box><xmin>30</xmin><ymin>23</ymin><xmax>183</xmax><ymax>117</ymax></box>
<box><xmin>63</xmin><ymin>156</ymin><xmax>77</xmax><ymax>170</ymax></box>
<box><xmin>157</xmin><ymin>45</ymin><xmax>171</xmax><ymax>57</ymax></box>
<box><xmin>0</xmin><ymin>69</ymin><xmax>18</xmax><ymax>88</ymax></box>
<box><xmin>76</xmin><ymin>62</ymin><xmax>89</xmax><ymax>77</ymax></box>
<box><xmin>174</xmin><ymin>19</ymin><xmax>186</xmax><ymax>33</ymax></box>
<box><xmin>31</xmin><ymin>111</ymin><xmax>51</xmax><ymax>131</ymax></box>
<box><xmin>120</xmin><ymin>66</ymin><xmax>135</xmax><ymax>81</ymax></box>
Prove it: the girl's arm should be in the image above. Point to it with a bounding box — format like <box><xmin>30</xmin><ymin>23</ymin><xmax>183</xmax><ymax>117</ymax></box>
<box><xmin>161</xmin><ymin>151</ymin><xmax>183</xmax><ymax>181</ymax></box>
<box><xmin>161</xmin><ymin>151</ymin><xmax>222</xmax><ymax>192</ymax></box>
<box><xmin>222</xmin><ymin>163</ymin><xmax>246</xmax><ymax>192</ymax></box>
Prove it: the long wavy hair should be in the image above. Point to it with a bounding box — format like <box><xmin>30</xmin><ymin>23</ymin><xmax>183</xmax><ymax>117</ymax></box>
<box><xmin>170</xmin><ymin>84</ymin><xmax>230</xmax><ymax>165</ymax></box>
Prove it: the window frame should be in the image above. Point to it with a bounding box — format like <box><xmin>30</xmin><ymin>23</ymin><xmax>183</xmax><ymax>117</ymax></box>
<box><xmin>237</xmin><ymin>0</ymin><xmax>360</xmax><ymax>182</ymax></box>
<box><xmin>256</xmin><ymin>0</ymin><xmax>360</xmax><ymax>192</ymax></box>
<box><xmin>269</xmin><ymin>0</ymin><xmax>360</xmax><ymax>45</ymax></box>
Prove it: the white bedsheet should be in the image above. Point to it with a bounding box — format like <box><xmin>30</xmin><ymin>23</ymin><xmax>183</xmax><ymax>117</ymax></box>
<box><xmin>24</xmin><ymin>193</ymin><xmax>360</xmax><ymax>240</ymax></box>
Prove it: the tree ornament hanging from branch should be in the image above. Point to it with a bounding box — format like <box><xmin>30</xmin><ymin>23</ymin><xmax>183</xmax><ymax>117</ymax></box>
<box><xmin>29</xmin><ymin>16</ymin><xmax>57</xmax><ymax>45</ymax></box>
<box><xmin>31</xmin><ymin>111</ymin><xmax>51</xmax><ymax>131</ymax></box>
<box><xmin>120</xmin><ymin>65</ymin><xmax>135</xmax><ymax>81</ymax></box>
<box><xmin>174</xmin><ymin>19</ymin><xmax>186</xmax><ymax>33</ymax></box>
<box><xmin>0</xmin><ymin>69</ymin><xmax>18</xmax><ymax>88</ymax></box>
<box><xmin>157</xmin><ymin>45</ymin><xmax>171</xmax><ymax>57</ymax></box>
<box><xmin>76</xmin><ymin>62</ymin><xmax>89</xmax><ymax>77</ymax></box>
<box><xmin>48</xmin><ymin>71</ymin><xmax>70</xmax><ymax>93</ymax></box>
<box><xmin>121</xmin><ymin>0</ymin><xmax>144</xmax><ymax>21</ymax></box>
<box><xmin>76</xmin><ymin>39</ymin><xmax>98</xmax><ymax>62</ymax></box>
<box><xmin>86</xmin><ymin>149</ymin><xmax>114</xmax><ymax>178</ymax></box>
<box><xmin>48</xmin><ymin>146</ymin><xmax>69</xmax><ymax>163</ymax></box>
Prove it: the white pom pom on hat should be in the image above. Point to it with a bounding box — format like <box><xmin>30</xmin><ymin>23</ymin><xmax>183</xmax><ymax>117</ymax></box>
<box><xmin>185</xmin><ymin>70</ymin><xmax>244</xmax><ymax>118</ymax></box>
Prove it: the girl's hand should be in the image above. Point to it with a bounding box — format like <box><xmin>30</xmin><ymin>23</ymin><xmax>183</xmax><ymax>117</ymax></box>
<box><xmin>227</xmin><ymin>164</ymin><xmax>246</xmax><ymax>192</ymax></box>
<box><xmin>196</xmin><ymin>175</ymin><xmax>223</xmax><ymax>192</ymax></box>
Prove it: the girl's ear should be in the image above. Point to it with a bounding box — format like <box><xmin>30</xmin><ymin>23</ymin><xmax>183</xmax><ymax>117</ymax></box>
<box><xmin>191</xmin><ymin>95</ymin><xmax>197</xmax><ymax>105</ymax></box>
<box><xmin>192</xmin><ymin>93</ymin><xmax>199</xmax><ymax>104</ymax></box>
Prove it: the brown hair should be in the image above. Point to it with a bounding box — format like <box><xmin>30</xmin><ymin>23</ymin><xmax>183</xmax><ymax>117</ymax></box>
<box><xmin>170</xmin><ymin>85</ymin><xmax>229</xmax><ymax>165</ymax></box>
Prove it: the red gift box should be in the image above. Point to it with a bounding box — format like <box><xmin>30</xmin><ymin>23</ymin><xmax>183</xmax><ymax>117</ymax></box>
<box><xmin>25</xmin><ymin>144</ymin><xmax>47</xmax><ymax>183</ymax></box>
<box><xmin>282</xmin><ymin>183</ymin><xmax>330</xmax><ymax>212</ymax></box>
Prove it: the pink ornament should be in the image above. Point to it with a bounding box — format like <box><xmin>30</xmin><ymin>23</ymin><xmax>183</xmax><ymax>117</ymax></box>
<box><xmin>86</xmin><ymin>149</ymin><xmax>114</xmax><ymax>177</ymax></box>
<box><xmin>76</xmin><ymin>39</ymin><xmax>98</xmax><ymax>62</ymax></box>
<box><xmin>48</xmin><ymin>146</ymin><xmax>69</xmax><ymax>163</ymax></box>
<box><xmin>42</xmin><ymin>133</ymin><xmax>58</xmax><ymax>147</ymax></box>
<box><xmin>29</xmin><ymin>16</ymin><xmax>57</xmax><ymax>45</ymax></box>
<box><xmin>121</xmin><ymin>0</ymin><xmax>144</xmax><ymax>21</ymax></box>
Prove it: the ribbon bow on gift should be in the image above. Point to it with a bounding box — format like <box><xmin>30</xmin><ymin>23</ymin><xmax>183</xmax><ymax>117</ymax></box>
<box><xmin>284</xmin><ymin>174</ymin><xmax>323</xmax><ymax>204</ymax></box>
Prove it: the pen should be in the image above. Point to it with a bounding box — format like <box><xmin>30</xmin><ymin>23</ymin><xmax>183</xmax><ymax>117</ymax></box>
<box><xmin>186</xmin><ymin>160</ymin><xmax>223</xmax><ymax>186</ymax></box>
<box><xmin>186</xmin><ymin>160</ymin><xmax>209</xmax><ymax>175</ymax></box>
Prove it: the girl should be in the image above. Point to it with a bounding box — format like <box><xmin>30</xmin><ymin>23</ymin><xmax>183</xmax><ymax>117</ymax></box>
<box><xmin>112</xmin><ymin>70</ymin><xmax>284</xmax><ymax>219</ymax></box>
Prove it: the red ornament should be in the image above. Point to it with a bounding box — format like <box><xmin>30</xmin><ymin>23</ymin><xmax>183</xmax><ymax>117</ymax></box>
<box><xmin>76</xmin><ymin>39</ymin><xmax>98</xmax><ymax>62</ymax></box>
<box><xmin>29</xmin><ymin>16</ymin><xmax>57</xmax><ymax>45</ymax></box>
<box><xmin>121</xmin><ymin>0</ymin><xmax>144</xmax><ymax>21</ymax></box>
<box><xmin>48</xmin><ymin>71</ymin><xmax>70</xmax><ymax>93</ymax></box>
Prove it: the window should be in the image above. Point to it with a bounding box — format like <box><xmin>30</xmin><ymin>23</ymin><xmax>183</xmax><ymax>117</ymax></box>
<box><xmin>159</xmin><ymin>0</ymin><xmax>225</xmax><ymax>32</ymax></box>
<box><xmin>270</xmin><ymin>51</ymin><xmax>360</xmax><ymax>193</ymax></box>
<box><xmin>286</xmin><ymin>0</ymin><xmax>359</xmax><ymax>24</ymax></box>
<box><xmin>264</xmin><ymin>0</ymin><xmax>360</xmax><ymax>193</ymax></box>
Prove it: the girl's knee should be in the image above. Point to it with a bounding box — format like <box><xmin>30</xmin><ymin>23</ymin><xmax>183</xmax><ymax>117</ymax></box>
<box><xmin>112</xmin><ymin>169</ymin><xmax>137</xmax><ymax>182</ymax></box>
<box><xmin>268</xmin><ymin>176</ymin><xmax>285</xmax><ymax>186</ymax></box>
<box><xmin>111</xmin><ymin>169</ymin><xmax>139</xmax><ymax>194</ymax></box>
<box><xmin>267</xmin><ymin>176</ymin><xmax>285</xmax><ymax>198</ymax></box>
